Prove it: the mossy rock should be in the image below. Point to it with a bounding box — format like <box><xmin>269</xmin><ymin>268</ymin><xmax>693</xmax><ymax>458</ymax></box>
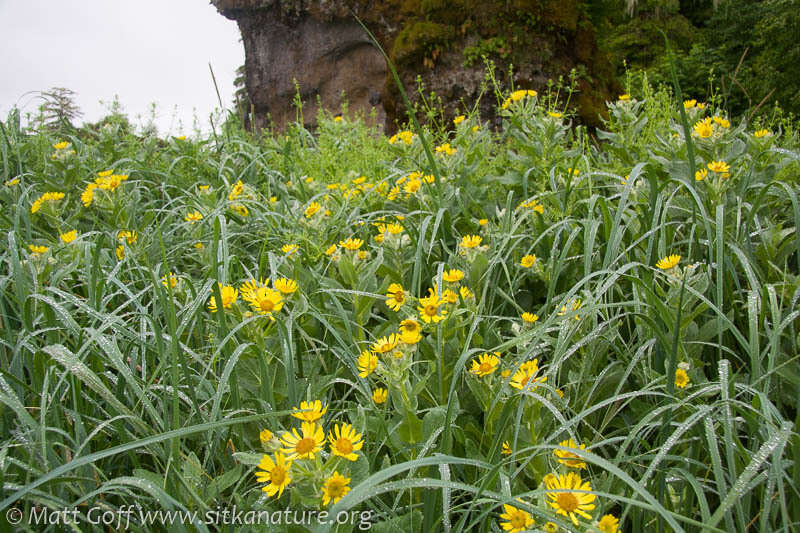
<box><xmin>391</xmin><ymin>21</ymin><xmax>455</xmax><ymax>63</ymax></box>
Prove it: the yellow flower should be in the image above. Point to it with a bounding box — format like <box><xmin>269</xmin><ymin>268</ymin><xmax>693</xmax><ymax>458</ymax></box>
<box><xmin>385</xmin><ymin>283</ymin><xmax>406</xmax><ymax>311</ymax></box>
<box><xmin>399</xmin><ymin>327</ymin><xmax>422</xmax><ymax>344</ymax></box>
<box><xmin>548</xmin><ymin>111</ymin><xmax>563</xmax><ymax>118</ymax></box>
<box><xmin>29</xmin><ymin>244</ymin><xmax>49</xmax><ymax>255</ymax></box>
<box><xmin>459</xmin><ymin>286</ymin><xmax>474</xmax><ymax>300</ymax></box>
<box><xmin>255</xmin><ymin>452</ymin><xmax>292</xmax><ymax>498</ymax></box>
<box><xmin>417</xmin><ymin>288</ymin><xmax>447</xmax><ymax>323</ymax></box>
<box><xmin>60</xmin><ymin>230</ymin><xmax>77</xmax><ymax>244</ymax></box>
<box><xmin>328</xmin><ymin>423</ymin><xmax>363</xmax><ymax>461</ymax></box>
<box><xmin>270</xmin><ymin>196</ymin><xmax>278</xmax><ymax>204</ymax></box>
<box><xmin>117</xmin><ymin>230</ymin><xmax>137</xmax><ymax>244</ymax></box>
<box><xmin>242</xmin><ymin>287</ymin><xmax>283</xmax><ymax>318</ymax></box>
<box><xmin>520</xmin><ymin>254</ymin><xmax>536</xmax><ymax>268</ymax></box>
<box><xmin>231</xmin><ymin>203</ymin><xmax>249</xmax><ymax>217</ymax></box>
<box><xmin>273</xmin><ymin>278</ymin><xmax>298</xmax><ymax>295</ymax></box>
<box><xmin>656</xmin><ymin>254</ymin><xmax>681</xmax><ymax>270</ymax></box>
<box><xmin>239</xmin><ymin>278</ymin><xmax>268</xmax><ymax>301</ymax></box>
<box><xmin>115</xmin><ymin>245</ymin><xmax>125</xmax><ymax>260</ymax></box>
<box><xmin>460</xmin><ymin>234</ymin><xmax>482</xmax><ymax>249</ymax></box>
<box><xmin>357</xmin><ymin>250</ymin><xmax>368</xmax><ymax>260</ymax></box>
<box><xmin>522</xmin><ymin>312</ymin><xmax>538</xmax><ymax>324</ymax></box>
<box><xmin>479</xmin><ymin>218</ymin><xmax>488</xmax><ymax>226</ymax></box>
<box><xmin>372</xmin><ymin>334</ymin><xmax>400</xmax><ymax>355</ymax></box>
<box><xmin>554</xmin><ymin>438</ymin><xmax>587</xmax><ymax>469</ymax></box>
<box><xmin>357</xmin><ymin>350</ymin><xmax>379</xmax><ymax>378</ymax></box>
<box><xmin>404</xmin><ymin>179</ymin><xmax>422</xmax><ymax>195</ymax></box>
<box><xmin>208</xmin><ymin>284</ymin><xmax>238</xmax><ymax>313</ymax></box>
<box><xmin>469</xmin><ymin>353</ymin><xmax>500</xmax><ymax>377</ymax></box>
<box><xmin>597</xmin><ymin>514</ymin><xmax>620</xmax><ymax>533</ymax></box>
<box><xmin>435</xmin><ymin>143</ymin><xmax>456</xmax><ymax>156</ymax></box>
<box><xmin>754</xmin><ymin>129</ymin><xmax>771</xmax><ymax>138</ymax></box>
<box><xmin>501</xmin><ymin>441</ymin><xmax>512</xmax><ymax>455</ymax></box>
<box><xmin>194</xmin><ymin>242</ymin><xmax>204</xmax><ymax>249</ymax></box>
<box><xmin>291</xmin><ymin>400</ymin><xmax>328</xmax><ymax>422</ymax></box>
<box><xmin>372</xmin><ymin>388</ymin><xmax>388</xmax><ymax>404</ymax></box>
<box><xmin>185</xmin><ymin>211</ymin><xmax>203</xmax><ymax>223</ymax></box>
<box><xmin>386</xmin><ymin>223</ymin><xmax>403</xmax><ymax>235</ymax></box>
<box><xmin>400</xmin><ymin>318</ymin><xmax>420</xmax><ymax>335</ymax></box>
<box><xmin>443</xmin><ymin>288</ymin><xmax>459</xmax><ymax>304</ymax></box>
<box><xmin>5</xmin><ymin>177</ymin><xmax>20</xmax><ymax>186</ymax></box>
<box><xmin>321</xmin><ymin>472</ymin><xmax>351</xmax><ymax>506</ymax></box>
<box><xmin>675</xmin><ymin>368</ymin><xmax>690</xmax><ymax>389</ymax></box>
<box><xmin>707</xmin><ymin>160</ymin><xmax>730</xmax><ymax>174</ymax></box>
<box><xmin>259</xmin><ymin>429</ymin><xmax>274</xmax><ymax>443</ymax></box>
<box><xmin>683</xmin><ymin>99</ymin><xmax>697</xmax><ymax>109</ymax></box>
<box><xmin>228</xmin><ymin>179</ymin><xmax>243</xmax><ymax>201</ymax></box>
<box><xmin>695</xmin><ymin>168</ymin><xmax>708</xmax><ymax>181</ymax></box>
<box><xmin>511</xmin><ymin>359</ymin><xmax>547</xmax><ymax>391</ymax></box>
<box><xmin>713</xmin><ymin>116</ymin><xmax>730</xmax><ymax>129</ymax></box>
<box><xmin>98</xmin><ymin>169</ymin><xmax>113</xmax><ymax>177</ymax></box>
<box><xmin>339</xmin><ymin>237</ymin><xmax>364</xmax><ymax>250</ymax></box>
<box><xmin>81</xmin><ymin>183</ymin><xmax>97</xmax><ymax>207</ymax></box>
<box><xmin>442</xmin><ymin>269</ymin><xmax>464</xmax><ymax>283</ymax></box>
<box><xmin>618</xmin><ymin>94</ymin><xmax>631</xmax><ymax>101</ymax></box>
<box><xmin>30</xmin><ymin>191</ymin><xmax>65</xmax><ymax>213</ymax></box>
<box><xmin>453</xmin><ymin>115</ymin><xmax>466</xmax><ymax>125</ymax></box>
<box><xmin>304</xmin><ymin>201</ymin><xmax>322</xmax><ymax>218</ymax></box>
<box><xmin>545</xmin><ymin>472</ymin><xmax>596</xmax><ymax>526</ymax></box>
<box><xmin>282</xmin><ymin>244</ymin><xmax>299</xmax><ymax>256</ymax></box>
<box><xmin>53</xmin><ymin>141</ymin><xmax>70</xmax><ymax>150</ymax></box>
<box><xmin>280</xmin><ymin>421</ymin><xmax>325</xmax><ymax>460</ymax></box>
<box><xmin>161</xmin><ymin>272</ymin><xmax>178</xmax><ymax>289</ymax></box>
<box><xmin>543</xmin><ymin>522</ymin><xmax>558</xmax><ymax>533</ymax></box>
<box><xmin>334</xmin><ymin>115</ymin><xmax>343</xmax><ymax>122</ymax></box>
<box><xmin>499</xmin><ymin>501</ymin><xmax>534</xmax><ymax>532</ymax></box>
<box><xmin>693</xmin><ymin>117</ymin><xmax>713</xmax><ymax>138</ymax></box>
<box><xmin>325</xmin><ymin>243</ymin><xmax>338</xmax><ymax>256</ymax></box>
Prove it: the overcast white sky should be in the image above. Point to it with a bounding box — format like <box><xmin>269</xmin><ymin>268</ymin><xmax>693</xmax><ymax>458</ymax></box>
<box><xmin>0</xmin><ymin>0</ymin><xmax>244</xmax><ymax>136</ymax></box>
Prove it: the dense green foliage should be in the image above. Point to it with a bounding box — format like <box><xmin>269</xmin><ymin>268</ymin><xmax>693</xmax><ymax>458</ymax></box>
<box><xmin>1</xmin><ymin>83</ymin><xmax>799</xmax><ymax>532</ymax></box>
<box><xmin>595</xmin><ymin>0</ymin><xmax>800</xmax><ymax>118</ymax></box>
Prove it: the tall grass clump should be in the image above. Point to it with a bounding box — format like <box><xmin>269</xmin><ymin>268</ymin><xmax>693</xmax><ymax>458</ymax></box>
<box><xmin>0</xmin><ymin>79</ymin><xmax>798</xmax><ymax>532</ymax></box>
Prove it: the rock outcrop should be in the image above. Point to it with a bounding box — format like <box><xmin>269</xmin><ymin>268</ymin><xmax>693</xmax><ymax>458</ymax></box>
<box><xmin>214</xmin><ymin>0</ymin><xmax>620</xmax><ymax>131</ymax></box>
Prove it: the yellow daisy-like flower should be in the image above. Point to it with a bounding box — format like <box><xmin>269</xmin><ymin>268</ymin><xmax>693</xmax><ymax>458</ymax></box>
<box><xmin>325</xmin><ymin>243</ymin><xmax>337</xmax><ymax>256</ymax></box>
<box><xmin>417</xmin><ymin>288</ymin><xmax>447</xmax><ymax>323</ymax></box>
<box><xmin>400</xmin><ymin>318</ymin><xmax>420</xmax><ymax>335</ymax></box>
<box><xmin>522</xmin><ymin>312</ymin><xmax>539</xmax><ymax>324</ymax></box>
<box><xmin>548</xmin><ymin>111</ymin><xmax>563</xmax><ymax>118</ymax></box>
<box><xmin>239</xmin><ymin>277</ymin><xmax>268</xmax><ymax>301</ymax></box>
<box><xmin>198</xmin><ymin>185</ymin><xmax>210</xmax><ymax>192</ymax></box>
<box><xmin>185</xmin><ymin>211</ymin><xmax>203</xmax><ymax>223</ymax></box>
<box><xmin>228</xmin><ymin>179</ymin><xmax>244</xmax><ymax>201</ymax></box>
<box><xmin>291</xmin><ymin>400</ymin><xmax>328</xmax><ymax>423</ymax></box>
<box><xmin>385</xmin><ymin>283</ymin><xmax>406</xmax><ymax>311</ymax></box>
<box><xmin>683</xmin><ymin>99</ymin><xmax>697</xmax><ymax>109</ymax></box>
<box><xmin>231</xmin><ymin>203</ymin><xmax>249</xmax><ymax>217</ymax></box>
<box><xmin>656</xmin><ymin>254</ymin><xmax>681</xmax><ymax>270</ymax></box>
<box><xmin>280</xmin><ymin>421</ymin><xmax>325</xmax><ymax>461</ymax></box>
<box><xmin>443</xmin><ymin>288</ymin><xmax>459</xmax><ymax>304</ymax></box>
<box><xmin>259</xmin><ymin>429</ymin><xmax>274</xmax><ymax>444</ymax></box>
<box><xmin>371</xmin><ymin>334</ymin><xmax>400</xmax><ymax>355</ymax></box>
<box><xmin>255</xmin><ymin>452</ymin><xmax>292</xmax><ymax>498</ymax></box>
<box><xmin>118</xmin><ymin>230</ymin><xmax>137</xmax><ymax>244</ymax></box>
<box><xmin>321</xmin><ymin>471</ymin><xmax>351</xmax><ymax>507</ymax></box>
<box><xmin>386</xmin><ymin>222</ymin><xmax>403</xmax><ymax>234</ymax></box>
<box><xmin>442</xmin><ymin>269</ymin><xmax>465</xmax><ymax>283</ymax></box>
<box><xmin>5</xmin><ymin>177</ymin><xmax>20</xmax><ymax>186</ymax></box>
<box><xmin>520</xmin><ymin>254</ymin><xmax>536</xmax><ymax>268</ymax></box>
<box><xmin>403</xmin><ymin>179</ymin><xmax>421</xmax><ymax>195</ymax></box>
<box><xmin>693</xmin><ymin>117</ymin><xmax>713</xmax><ymax>139</ymax></box>
<box><xmin>194</xmin><ymin>242</ymin><xmax>204</xmax><ymax>249</ymax></box>
<box><xmin>554</xmin><ymin>438</ymin><xmax>587</xmax><ymax>469</ymax></box>
<box><xmin>479</xmin><ymin>218</ymin><xmax>488</xmax><ymax>226</ymax></box>
<box><xmin>499</xmin><ymin>501</ymin><xmax>535</xmax><ymax>532</ymax></box>
<box><xmin>304</xmin><ymin>201</ymin><xmax>322</xmax><ymax>218</ymax></box>
<box><xmin>339</xmin><ymin>237</ymin><xmax>364</xmax><ymax>250</ymax></box>
<box><xmin>460</xmin><ymin>234</ymin><xmax>482</xmax><ymax>249</ymax></box>
<box><xmin>242</xmin><ymin>287</ymin><xmax>283</xmax><ymax>318</ymax></box>
<box><xmin>60</xmin><ymin>230</ymin><xmax>77</xmax><ymax>244</ymax></box>
<box><xmin>270</xmin><ymin>196</ymin><xmax>278</xmax><ymax>204</ymax></box>
<box><xmin>469</xmin><ymin>353</ymin><xmax>500</xmax><ymax>377</ymax></box>
<box><xmin>713</xmin><ymin>116</ymin><xmax>730</xmax><ymax>129</ymax></box>
<box><xmin>29</xmin><ymin>244</ymin><xmax>49</xmax><ymax>255</ymax></box>
<box><xmin>81</xmin><ymin>183</ymin><xmax>97</xmax><ymax>207</ymax></box>
<box><xmin>435</xmin><ymin>143</ymin><xmax>456</xmax><ymax>156</ymax></box>
<box><xmin>511</xmin><ymin>359</ymin><xmax>547</xmax><ymax>391</ymax></box>
<box><xmin>273</xmin><ymin>278</ymin><xmax>298</xmax><ymax>295</ymax></box>
<box><xmin>501</xmin><ymin>441</ymin><xmax>513</xmax><ymax>455</ymax></box>
<box><xmin>328</xmin><ymin>423</ymin><xmax>363</xmax><ymax>461</ymax></box>
<box><xmin>53</xmin><ymin>141</ymin><xmax>70</xmax><ymax>150</ymax></box>
<box><xmin>115</xmin><ymin>245</ymin><xmax>125</xmax><ymax>260</ymax></box>
<box><xmin>543</xmin><ymin>522</ymin><xmax>558</xmax><ymax>533</ymax></box>
<box><xmin>98</xmin><ymin>169</ymin><xmax>113</xmax><ymax>177</ymax></box>
<box><xmin>357</xmin><ymin>350</ymin><xmax>379</xmax><ymax>378</ymax></box>
<box><xmin>754</xmin><ymin>129</ymin><xmax>771</xmax><ymax>138</ymax></box>
<box><xmin>707</xmin><ymin>160</ymin><xmax>730</xmax><ymax>174</ymax></box>
<box><xmin>282</xmin><ymin>244</ymin><xmax>299</xmax><ymax>256</ymax></box>
<box><xmin>208</xmin><ymin>284</ymin><xmax>238</xmax><ymax>313</ymax></box>
<box><xmin>695</xmin><ymin>168</ymin><xmax>708</xmax><ymax>181</ymax></box>
<box><xmin>675</xmin><ymin>368</ymin><xmax>690</xmax><ymax>389</ymax></box>
<box><xmin>161</xmin><ymin>272</ymin><xmax>178</xmax><ymax>289</ymax></box>
<box><xmin>617</xmin><ymin>94</ymin><xmax>631</xmax><ymax>101</ymax></box>
<box><xmin>597</xmin><ymin>514</ymin><xmax>620</xmax><ymax>533</ymax></box>
<box><xmin>372</xmin><ymin>388</ymin><xmax>388</xmax><ymax>404</ymax></box>
<box><xmin>399</xmin><ymin>327</ymin><xmax>422</xmax><ymax>344</ymax></box>
<box><xmin>545</xmin><ymin>472</ymin><xmax>596</xmax><ymax>526</ymax></box>
<box><xmin>453</xmin><ymin>115</ymin><xmax>466</xmax><ymax>125</ymax></box>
